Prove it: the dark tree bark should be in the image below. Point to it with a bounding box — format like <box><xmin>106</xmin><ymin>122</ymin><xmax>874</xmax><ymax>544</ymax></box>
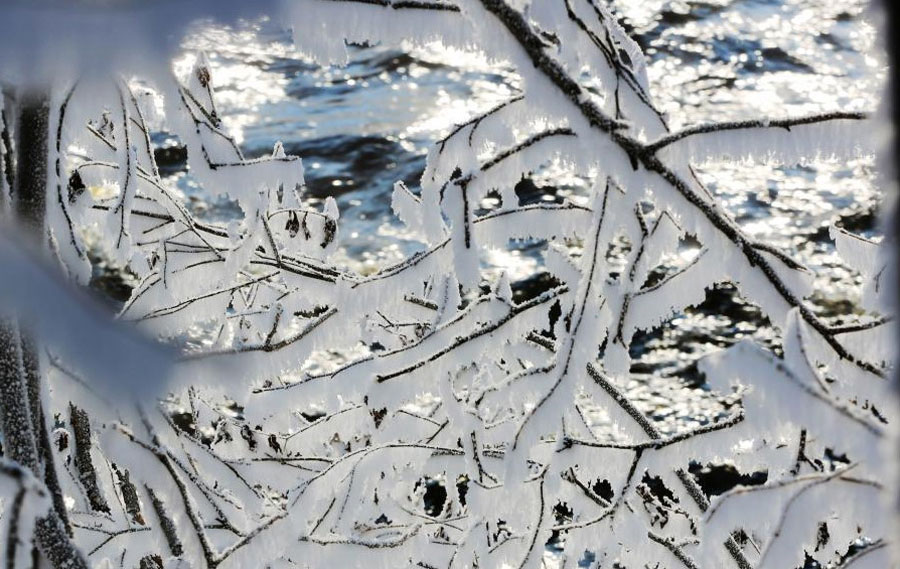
<box><xmin>878</xmin><ymin>0</ymin><xmax>900</xmax><ymax>499</ymax></box>
<box><xmin>70</xmin><ymin>404</ymin><xmax>110</xmax><ymax>513</ymax></box>
<box><xmin>13</xmin><ymin>90</ymin><xmax>49</xmax><ymax>236</ymax></box>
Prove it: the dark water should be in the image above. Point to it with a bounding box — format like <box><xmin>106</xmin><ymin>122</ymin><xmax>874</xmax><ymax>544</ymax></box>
<box><xmin>140</xmin><ymin>0</ymin><xmax>883</xmax><ymax>433</ymax></box>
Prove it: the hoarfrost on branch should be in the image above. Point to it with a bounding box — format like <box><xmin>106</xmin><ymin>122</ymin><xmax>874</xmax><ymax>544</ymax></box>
<box><xmin>0</xmin><ymin>1</ymin><xmax>895</xmax><ymax>569</ymax></box>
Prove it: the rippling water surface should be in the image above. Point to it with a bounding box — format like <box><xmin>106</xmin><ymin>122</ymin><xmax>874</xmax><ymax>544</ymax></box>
<box><xmin>162</xmin><ymin>0</ymin><xmax>883</xmax><ymax>430</ymax></box>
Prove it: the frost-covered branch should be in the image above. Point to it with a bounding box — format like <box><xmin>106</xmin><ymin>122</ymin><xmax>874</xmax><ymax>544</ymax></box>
<box><xmin>0</xmin><ymin>1</ymin><xmax>893</xmax><ymax>568</ymax></box>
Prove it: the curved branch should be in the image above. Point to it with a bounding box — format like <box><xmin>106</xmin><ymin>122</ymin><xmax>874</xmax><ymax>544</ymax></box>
<box><xmin>645</xmin><ymin>112</ymin><xmax>868</xmax><ymax>154</ymax></box>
